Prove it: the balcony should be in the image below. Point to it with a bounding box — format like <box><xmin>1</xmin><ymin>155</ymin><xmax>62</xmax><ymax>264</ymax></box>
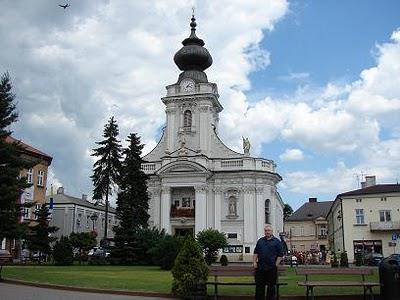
<box><xmin>318</xmin><ymin>234</ymin><xmax>328</xmax><ymax>240</ymax></box>
<box><xmin>170</xmin><ymin>207</ymin><xmax>195</xmax><ymax>218</ymax></box>
<box><xmin>370</xmin><ymin>221</ymin><xmax>400</xmax><ymax>231</ymax></box>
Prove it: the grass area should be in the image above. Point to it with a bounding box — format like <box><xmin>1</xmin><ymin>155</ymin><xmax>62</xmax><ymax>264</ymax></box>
<box><xmin>3</xmin><ymin>265</ymin><xmax>380</xmax><ymax>296</ymax></box>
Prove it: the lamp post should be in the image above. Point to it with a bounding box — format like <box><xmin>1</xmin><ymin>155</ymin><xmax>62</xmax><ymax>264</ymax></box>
<box><xmin>90</xmin><ymin>213</ymin><xmax>98</xmax><ymax>232</ymax></box>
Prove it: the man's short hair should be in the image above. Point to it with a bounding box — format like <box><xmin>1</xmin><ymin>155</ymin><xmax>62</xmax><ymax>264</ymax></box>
<box><xmin>264</xmin><ymin>224</ymin><xmax>273</xmax><ymax>230</ymax></box>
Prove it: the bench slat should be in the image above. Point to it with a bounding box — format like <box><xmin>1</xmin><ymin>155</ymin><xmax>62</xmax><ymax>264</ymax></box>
<box><xmin>296</xmin><ymin>268</ymin><xmax>373</xmax><ymax>276</ymax></box>
<box><xmin>298</xmin><ymin>281</ymin><xmax>381</xmax><ymax>287</ymax></box>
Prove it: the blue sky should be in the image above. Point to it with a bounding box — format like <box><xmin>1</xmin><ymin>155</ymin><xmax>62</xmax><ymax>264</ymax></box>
<box><xmin>1</xmin><ymin>0</ymin><xmax>400</xmax><ymax>210</ymax></box>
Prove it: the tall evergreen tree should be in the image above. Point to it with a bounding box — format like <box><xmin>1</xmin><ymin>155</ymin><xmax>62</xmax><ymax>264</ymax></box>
<box><xmin>111</xmin><ymin>133</ymin><xmax>151</xmax><ymax>264</ymax></box>
<box><xmin>0</xmin><ymin>72</ymin><xmax>31</xmax><ymax>242</ymax></box>
<box><xmin>283</xmin><ymin>203</ymin><xmax>294</xmax><ymax>221</ymax></box>
<box><xmin>91</xmin><ymin>116</ymin><xmax>122</xmax><ymax>239</ymax></box>
<box><xmin>26</xmin><ymin>204</ymin><xmax>58</xmax><ymax>262</ymax></box>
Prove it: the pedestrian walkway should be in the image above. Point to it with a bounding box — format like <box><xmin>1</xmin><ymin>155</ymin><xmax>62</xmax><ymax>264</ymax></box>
<box><xmin>0</xmin><ymin>282</ymin><xmax>174</xmax><ymax>300</ymax></box>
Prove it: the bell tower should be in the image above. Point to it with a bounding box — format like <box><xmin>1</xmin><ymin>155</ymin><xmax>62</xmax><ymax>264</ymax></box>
<box><xmin>162</xmin><ymin>14</ymin><xmax>223</xmax><ymax>156</ymax></box>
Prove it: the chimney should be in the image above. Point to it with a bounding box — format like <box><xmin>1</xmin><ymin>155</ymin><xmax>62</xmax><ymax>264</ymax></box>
<box><xmin>82</xmin><ymin>194</ymin><xmax>87</xmax><ymax>201</ymax></box>
<box><xmin>309</xmin><ymin>197</ymin><xmax>317</xmax><ymax>203</ymax></box>
<box><xmin>365</xmin><ymin>176</ymin><xmax>376</xmax><ymax>187</ymax></box>
<box><xmin>57</xmin><ymin>187</ymin><xmax>64</xmax><ymax>194</ymax></box>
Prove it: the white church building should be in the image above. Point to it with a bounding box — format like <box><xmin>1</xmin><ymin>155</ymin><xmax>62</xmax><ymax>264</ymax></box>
<box><xmin>142</xmin><ymin>15</ymin><xmax>284</xmax><ymax>260</ymax></box>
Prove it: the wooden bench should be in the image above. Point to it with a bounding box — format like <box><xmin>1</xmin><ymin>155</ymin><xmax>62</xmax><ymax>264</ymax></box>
<box><xmin>207</xmin><ymin>265</ymin><xmax>287</xmax><ymax>300</ymax></box>
<box><xmin>296</xmin><ymin>267</ymin><xmax>381</xmax><ymax>300</ymax></box>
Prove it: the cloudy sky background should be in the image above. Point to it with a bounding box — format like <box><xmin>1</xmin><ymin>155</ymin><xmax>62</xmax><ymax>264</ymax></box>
<box><xmin>1</xmin><ymin>0</ymin><xmax>400</xmax><ymax>209</ymax></box>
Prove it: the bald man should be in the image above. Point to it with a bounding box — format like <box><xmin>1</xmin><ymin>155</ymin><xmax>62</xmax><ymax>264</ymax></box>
<box><xmin>253</xmin><ymin>224</ymin><xmax>283</xmax><ymax>300</ymax></box>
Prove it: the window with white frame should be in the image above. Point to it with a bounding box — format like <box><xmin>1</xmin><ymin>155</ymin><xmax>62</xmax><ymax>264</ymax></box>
<box><xmin>355</xmin><ymin>209</ymin><xmax>364</xmax><ymax>224</ymax></box>
<box><xmin>182</xmin><ymin>197</ymin><xmax>191</xmax><ymax>208</ymax></box>
<box><xmin>320</xmin><ymin>224</ymin><xmax>327</xmax><ymax>235</ymax></box>
<box><xmin>379</xmin><ymin>210</ymin><xmax>391</xmax><ymax>222</ymax></box>
<box><xmin>34</xmin><ymin>204</ymin><xmax>40</xmax><ymax>220</ymax></box>
<box><xmin>23</xmin><ymin>207</ymin><xmax>30</xmax><ymax>219</ymax></box>
<box><xmin>37</xmin><ymin>170</ymin><xmax>44</xmax><ymax>186</ymax></box>
<box><xmin>27</xmin><ymin>168</ymin><xmax>33</xmax><ymax>184</ymax></box>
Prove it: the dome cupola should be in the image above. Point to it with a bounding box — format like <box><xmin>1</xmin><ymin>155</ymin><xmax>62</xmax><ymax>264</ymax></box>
<box><xmin>174</xmin><ymin>14</ymin><xmax>213</xmax><ymax>83</ymax></box>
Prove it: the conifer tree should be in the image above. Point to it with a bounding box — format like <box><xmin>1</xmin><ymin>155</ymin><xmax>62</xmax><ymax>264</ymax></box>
<box><xmin>111</xmin><ymin>133</ymin><xmax>150</xmax><ymax>264</ymax></box>
<box><xmin>91</xmin><ymin>116</ymin><xmax>122</xmax><ymax>240</ymax></box>
<box><xmin>26</xmin><ymin>204</ymin><xmax>58</xmax><ymax>262</ymax></box>
<box><xmin>0</xmin><ymin>72</ymin><xmax>32</xmax><ymax>242</ymax></box>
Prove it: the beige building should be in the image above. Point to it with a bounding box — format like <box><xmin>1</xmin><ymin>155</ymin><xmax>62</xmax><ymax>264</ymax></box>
<box><xmin>328</xmin><ymin>176</ymin><xmax>400</xmax><ymax>262</ymax></box>
<box><xmin>285</xmin><ymin>198</ymin><xmax>332</xmax><ymax>253</ymax></box>
<box><xmin>2</xmin><ymin>136</ymin><xmax>52</xmax><ymax>255</ymax></box>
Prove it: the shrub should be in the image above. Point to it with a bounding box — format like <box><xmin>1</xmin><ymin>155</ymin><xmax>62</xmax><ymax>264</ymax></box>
<box><xmin>340</xmin><ymin>251</ymin><xmax>349</xmax><ymax>267</ymax></box>
<box><xmin>220</xmin><ymin>254</ymin><xmax>228</xmax><ymax>266</ymax></box>
<box><xmin>172</xmin><ymin>235</ymin><xmax>208</xmax><ymax>299</ymax></box>
<box><xmin>331</xmin><ymin>252</ymin><xmax>339</xmax><ymax>268</ymax></box>
<box><xmin>196</xmin><ymin>228</ymin><xmax>228</xmax><ymax>265</ymax></box>
<box><xmin>52</xmin><ymin>236</ymin><xmax>73</xmax><ymax>265</ymax></box>
<box><xmin>150</xmin><ymin>235</ymin><xmax>184</xmax><ymax>270</ymax></box>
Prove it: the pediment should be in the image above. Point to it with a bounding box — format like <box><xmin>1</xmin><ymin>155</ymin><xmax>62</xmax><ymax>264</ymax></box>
<box><xmin>156</xmin><ymin>160</ymin><xmax>210</xmax><ymax>176</ymax></box>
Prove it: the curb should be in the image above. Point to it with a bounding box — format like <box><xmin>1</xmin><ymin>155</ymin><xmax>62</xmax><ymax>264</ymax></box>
<box><xmin>1</xmin><ymin>279</ymin><xmax>381</xmax><ymax>300</ymax></box>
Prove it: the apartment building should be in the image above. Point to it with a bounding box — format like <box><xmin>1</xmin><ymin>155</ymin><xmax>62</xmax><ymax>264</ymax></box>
<box><xmin>285</xmin><ymin>198</ymin><xmax>333</xmax><ymax>253</ymax></box>
<box><xmin>328</xmin><ymin>176</ymin><xmax>400</xmax><ymax>262</ymax></box>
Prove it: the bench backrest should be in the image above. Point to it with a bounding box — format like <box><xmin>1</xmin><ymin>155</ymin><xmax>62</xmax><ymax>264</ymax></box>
<box><xmin>296</xmin><ymin>268</ymin><xmax>374</xmax><ymax>276</ymax></box>
<box><xmin>209</xmin><ymin>265</ymin><xmax>286</xmax><ymax>277</ymax></box>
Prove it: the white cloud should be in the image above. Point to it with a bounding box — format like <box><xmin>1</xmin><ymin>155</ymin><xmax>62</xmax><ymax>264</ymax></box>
<box><xmin>280</xmin><ymin>148</ymin><xmax>304</xmax><ymax>161</ymax></box>
<box><xmin>0</xmin><ymin>0</ymin><xmax>289</xmax><ymax>198</ymax></box>
<box><xmin>278</xmin><ymin>72</ymin><xmax>310</xmax><ymax>81</ymax></box>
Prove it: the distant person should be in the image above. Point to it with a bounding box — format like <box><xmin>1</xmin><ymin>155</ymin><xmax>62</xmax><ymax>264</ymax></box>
<box><xmin>253</xmin><ymin>224</ymin><xmax>284</xmax><ymax>300</ymax></box>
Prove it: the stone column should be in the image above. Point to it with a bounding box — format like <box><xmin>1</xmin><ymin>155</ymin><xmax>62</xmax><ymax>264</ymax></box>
<box><xmin>255</xmin><ymin>187</ymin><xmax>264</xmax><ymax>240</ymax></box>
<box><xmin>213</xmin><ymin>187</ymin><xmax>223</xmax><ymax>231</ymax></box>
<box><xmin>160</xmin><ymin>186</ymin><xmax>171</xmax><ymax>234</ymax></box>
<box><xmin>243</xmin><ymin>186</ymin><xmax>256</xmax><ymax>243</ymax></box>
<box><xmin>148</xmin><ymin>187</ymin><xmax>161</xmax><ymax>228</ymax></box>
<box><xmin>195</xmin><ymin>185</ymin><xmax>207</xmax><ymax>234</ymax></box>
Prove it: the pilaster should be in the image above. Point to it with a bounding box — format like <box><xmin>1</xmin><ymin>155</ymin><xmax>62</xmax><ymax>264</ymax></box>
<box><xmin>243</xmin><ymin>185</ymin><xmax>256</xmax><ymax>243</ymax></box>
<box><xmin>160</xmin><ymin>186</ymin><xmax>171</xmax><ymax>234</ymax></box>
<box><xmin>195</xmin><ymin>185</ymin><xmax>208</xmax><ymax>234</ymax></box>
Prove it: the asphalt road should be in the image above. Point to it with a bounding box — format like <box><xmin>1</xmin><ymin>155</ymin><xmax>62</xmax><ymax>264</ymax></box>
<box><xmin>0</xmin><ymin>282</ymin><xmax>173</xmax><ymax>300</ymax></box>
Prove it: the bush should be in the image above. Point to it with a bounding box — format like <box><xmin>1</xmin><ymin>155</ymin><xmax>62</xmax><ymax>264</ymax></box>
<box><xmin>52</xmin><ymin>236</ymin><xmax>73</xmax><ymax>265</ymax></box>
<box><xmin>331</xmin><ymin>252</ymin><xmax>339</xmax><ymax>268</ymax></box>
<box><xmin>110</xmin><ymin>226</ymin><xmax>165</xmax><ymax>265</ymax></box>
<box><xmin>220</xmin><ymin>255</ymin><xmax>228</xmax><ymax>266</ymax></box>
<box><xmin>196</xmin><ymin>228</ymin><xmax>228</xmax><ymax>265</ymax></box>
<box><xmin>172</xmin><ymin>235</ymin><xmax>208</xmax><ymax>299</ymax></box>
<box><xmin>340</xmin><ymin>251</ymin><xmax>349</xmax><ymax>267</ymax></box>
<box><xmin>150</xmin><ymin>235</ymin><xmax>183</xmax><ymax>270</ymax></box>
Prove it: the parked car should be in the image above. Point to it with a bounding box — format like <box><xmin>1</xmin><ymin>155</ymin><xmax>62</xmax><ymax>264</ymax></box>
<box><xmin>88</xmin><ymin>247</ymin><xmax>110</xmax><ymax>264</ymax></box>
<box><xmin>384</xmin><ymin>253</ymin><xmax>400</xmax><ymax>265</ymax></box>
<box><xmin>364</xmin><ymin>252</ymin><xmax>384</xmax><ymax>266</ymax></box>
<box><xmin>0</xmin><ymin>249</ymin><xmax>13</xmax><ymax>263</ymax></box>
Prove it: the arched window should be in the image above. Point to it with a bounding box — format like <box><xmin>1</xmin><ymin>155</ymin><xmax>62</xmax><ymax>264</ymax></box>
<box><xmin>183</xmin><ymin>110</ymin><xmax>192</xmax><ymax>128</ymax></box>
<box><xmin>265</xmin><ymin>199</ymin><xmax>270</xmax><ymax>224</ymax></box>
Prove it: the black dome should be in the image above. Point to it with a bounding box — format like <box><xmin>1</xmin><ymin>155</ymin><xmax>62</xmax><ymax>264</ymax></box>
<box><xmin>174</xmin><ymin>15</ymin><xmax>213</xmax><ymax>73</ymax></box>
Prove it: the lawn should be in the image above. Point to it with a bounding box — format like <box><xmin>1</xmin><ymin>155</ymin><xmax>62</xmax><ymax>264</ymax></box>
<box><xmin>2</xmin><ymin>265</ymin><xmax>380</xmax><ymax>296</ymax></box>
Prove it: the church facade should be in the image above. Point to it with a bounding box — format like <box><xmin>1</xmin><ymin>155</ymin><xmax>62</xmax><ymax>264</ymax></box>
<box><xmin>142</xmin><ymin>16</ymin><xmax>284</xmax><ymax>260</ymax></box>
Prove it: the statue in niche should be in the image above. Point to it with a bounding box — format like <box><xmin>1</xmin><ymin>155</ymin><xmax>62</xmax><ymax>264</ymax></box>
<box><xmin>242</xmin><ymin>136</ymin><xmax>250</xmax><ymax>155</ymax></box>
<box><xmin>228</xmin><ymin>196</ymin><xmax>237</xmax><ymax>217</ymax></box>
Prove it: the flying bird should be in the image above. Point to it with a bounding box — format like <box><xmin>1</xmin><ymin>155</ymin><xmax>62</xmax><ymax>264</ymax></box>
<box><xmin>58</xmin><ymin>4</ymin><xmax>70</xmax><ymax>9</ymax></box>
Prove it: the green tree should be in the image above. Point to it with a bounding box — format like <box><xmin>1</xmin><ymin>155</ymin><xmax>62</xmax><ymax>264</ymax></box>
<box><xmin>150</xmin><ymin>235</ymin><xmax>184</xmax><ymax>270</ymax></box>
<box><xmin>196</xmin><ymin>228</ymin><xmax>228</xmax><ymax>265</ymax></box>
<box><xmin>116</xmin><ymin>133</ymin><xmax>149</xmax><ymax>229</ymax></box>
<box><xmin>110</xmin><ymin>226</ymin><xmax>165</xmax><ymax>265</ymax></box>
<box><xmin>69</xmin><ymin>232</ymin><xmax>97</xmax><ymax>264</ymax></box>
<box><xmin>340</xmin><ymin>251</ymin><xmax>349</xmax><ymax>267</ymax></box>
<box><xmin>91</xmin><ymin>116</ymin><xmax>122</xmax><ymax>240</ymax></box>
<box><xmin>331</xmin><ymin>252</ymin><xmax>339</xmax><ymax>268</ymax></box>
<box><xmin>172</xmin><ymin>235</ymin><xmax>208</xmax><ymax>299</ymax></box>
<box><xmin>26</xmin><ymin>204</ymin><xmax>58</xmax><ymax>262</ymax></box>
<box><xmin>0</xmin><ymin>72</ymin><xmax>32</xmax><ymax>242</ymax></box>
<box><xmin>283</xmin><ymin>203</ymin><xmax>294</xmax><ymax>221</ymax></box>
<box><xmin>53</xmin><ymin>236</ymin><xmax>73</xmax><ymax>265</ymax></box>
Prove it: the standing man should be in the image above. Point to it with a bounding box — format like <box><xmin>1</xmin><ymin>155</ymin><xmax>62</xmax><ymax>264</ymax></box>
<box><xmin>253</xmin><ymin>224</ymin><xmax>284</xmax><ymax>300</ymax></box>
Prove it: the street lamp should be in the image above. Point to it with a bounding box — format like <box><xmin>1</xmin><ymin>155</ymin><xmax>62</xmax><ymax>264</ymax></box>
<box><xmin>90</xmin><ymin>213</ymin><xmax>98</xmax><ymax>232</ymax></box>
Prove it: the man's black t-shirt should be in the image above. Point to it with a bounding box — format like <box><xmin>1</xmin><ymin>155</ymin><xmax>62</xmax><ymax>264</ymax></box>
<box><xmin>254</xmin><ymin>236</ymin><xmax>283</xmax><ymax>270</ymax></box>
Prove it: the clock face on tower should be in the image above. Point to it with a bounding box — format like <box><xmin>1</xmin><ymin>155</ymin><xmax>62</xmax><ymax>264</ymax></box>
<box><xmin>181</xmin><ymin>79</ymin><xmax>195</xmax><ymax>92</ymax></box>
